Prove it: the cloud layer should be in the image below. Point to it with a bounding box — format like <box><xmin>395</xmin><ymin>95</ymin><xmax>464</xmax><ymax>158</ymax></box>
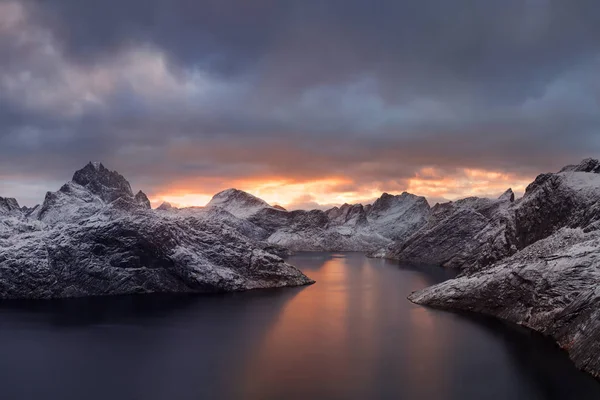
<box><xmin>1</xmin><ymin>1</ymin><xmax>599</xmax><ymax>207</ymax></box>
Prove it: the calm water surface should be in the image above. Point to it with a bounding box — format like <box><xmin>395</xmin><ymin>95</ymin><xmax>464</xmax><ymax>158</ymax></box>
<box><xmin>0</xmin><ymin>252</ymin><xmax>599</xmax><ymax>400</ymax></box>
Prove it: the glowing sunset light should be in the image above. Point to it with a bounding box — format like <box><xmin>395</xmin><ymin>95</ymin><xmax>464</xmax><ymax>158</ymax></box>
<box><xmin>406</xmin><ymin>167</ymin><xmax>531</xmax><ymax>201</ymax></box>
<box><xmin>150</xmin><ymin>177</ymin><xmax>384</xmax><ymax>209</ymax></box>
<box><xmin>148</xmin><ymin>167</ymin><xmax>534</xmax><ymax>209</ymax></box>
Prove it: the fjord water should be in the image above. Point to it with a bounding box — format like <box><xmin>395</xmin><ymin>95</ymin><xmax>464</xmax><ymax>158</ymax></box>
<box><xmin>0</xmin><ymin>253</ymin><xmax>598</xmax><ymax>400</ymax></box>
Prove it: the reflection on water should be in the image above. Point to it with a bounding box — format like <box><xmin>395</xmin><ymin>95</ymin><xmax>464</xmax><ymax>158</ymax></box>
<box><xmin>0</xmin><ymin>252</ymin><xmax>598</xmax><ymax>400</ymax></box>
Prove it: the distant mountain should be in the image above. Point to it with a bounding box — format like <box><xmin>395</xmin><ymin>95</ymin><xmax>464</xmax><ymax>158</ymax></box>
<box><xmin>198</xmin><ymin>188</ymin><xmax>432</xmax><ymax>252</ymax></box>
<box><xmin>206</xmin><ymin>188</ymin><xmax>276</xmax><ymax>218</ymax></box>
<box><xmin>0</xmin><ymin>163</ymin><xmax>312</xmax><ymax>299</ymax></box>
<box><xmin>375</xmin><ymin>190</ymin><xmax>516</xmax><ymax>270</ymax></box>
<box><xmin>366</xmin><ymin>192</ymin><xmax>431</xmax><ymax>241</ymax></box>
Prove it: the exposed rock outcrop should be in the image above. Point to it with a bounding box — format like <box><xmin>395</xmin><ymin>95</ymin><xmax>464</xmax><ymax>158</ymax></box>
<box><xmin>72</xmin><ymin>162</ymin><xmax>134</xmax><ymax>203</ymax></box>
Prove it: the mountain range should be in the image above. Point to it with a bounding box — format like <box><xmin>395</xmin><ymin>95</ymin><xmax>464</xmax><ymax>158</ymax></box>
<box><xmin>2</xmin><ymin>159</ymin><xmax>600</xmax><ymax>377</ymax></box>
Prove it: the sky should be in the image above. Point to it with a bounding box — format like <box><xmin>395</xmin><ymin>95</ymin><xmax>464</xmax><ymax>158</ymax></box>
<box><xmin>1</xmin><ymin>0</ymin><xmax>599</xmax><ymax>209</ymax></box>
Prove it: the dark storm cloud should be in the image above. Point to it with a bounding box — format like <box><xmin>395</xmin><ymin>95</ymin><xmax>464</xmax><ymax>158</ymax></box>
<box><xmin>1</xmin><ymin>0</ymin><xmax>600</xmax><ymax>205</ymax></box>
<box><xmin>29</xmin><ymin>0</ymin><xmax>600</xmax><ymax>101</ymax></box>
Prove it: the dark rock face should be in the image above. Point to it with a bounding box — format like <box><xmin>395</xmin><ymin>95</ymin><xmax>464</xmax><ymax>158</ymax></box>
<box><xmin>514</xmin><ymin>171</ymin><xmax>600</xmax><ymax>249</ymax></box>
<box><xmin>135</xmin><ymin>190</ymin><xmax>152</xmax><ymax>209</ymax></box>
<box><xmin>559</xmin><ymin>158</ymin><xmax>600</xmax><ymax>173</ymax></box>
<box><xmin>0</xmin><ymin>163</ymin><xmax>313</xmax><ymax>299</ymax></box>
<box><xmin>35</xmin><ymin>163</ymin><xmax>153</xmax><ymax>225</ymax></box>
<box><xmin>0</xmin><ymin>197</ymin><xmax>21</xmax><ymax>215</ymax></box>
<box><xmin>409</xmin><ymin>159</ymin><xmax>600</xmax><ymax>378</ymax></box>
<box><xmin>72</xmin><ymin>162</ymin><xmax>134</xmax><ymax>203</ymax></box>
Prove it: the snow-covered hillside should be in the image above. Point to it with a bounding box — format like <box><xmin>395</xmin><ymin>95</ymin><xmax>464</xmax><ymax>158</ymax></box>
<box><xmin>0</xmin><ymin>163</ymin><xmax>312</xmax><ymax>299</ymax></box>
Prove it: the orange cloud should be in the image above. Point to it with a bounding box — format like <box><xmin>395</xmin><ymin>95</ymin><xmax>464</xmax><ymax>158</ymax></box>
<box><xmin>407</xmin><ymin>167</ymin><xmax>531</xmax><ymax>201</ymax></box>
<box><xmin>148</xmin><ymin>167</ymin><xmax>533</xmax><ymax>209</ymax></box>
<box><xmin>150</xmin><ymin>177</ymin><xmax>383</xmax><ymax>209</ymax></box>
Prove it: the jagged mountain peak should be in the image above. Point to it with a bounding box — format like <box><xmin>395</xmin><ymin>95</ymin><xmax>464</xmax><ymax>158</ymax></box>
<box><xmin>134</xmin><ymin>190</ymin><xmax>151</xmax><ymax>209</ymax></box>
<box><xmin>72</xmin><ymin>162</ymin><xmax>133</xmax><ymax>203</ymax></box>
<box><xmin>559</xmin><ymin>158</ymin><xmax>600</xmax><ymax>174</ymax></box>
<box><xmin>377</xmin><ymin>192</ymin><xmax>413</xmax><ymax>202</ymax></box>
<box><xmin>0</xmin><ymin>197</ymin><xmax>21</xmax><ymax>215</ymax></box>
<box><xmin>498</xmin><ymin>188</ymin><xmax>515</xmax><ymax>202</ymax></box>
<box><xmin>34</xmin><ymin>162</ymin><xmax>149</xmax><ymax>224</ymax></box>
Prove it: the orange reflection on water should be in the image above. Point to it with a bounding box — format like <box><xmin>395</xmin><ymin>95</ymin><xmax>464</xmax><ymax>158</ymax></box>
<box><xmin>234</xmin><ymin>254</ymin><xmax>463</xmax><ymax>399</ymax></box>
<box><xmin>237</xmin><ymin>255</ymin><xmax>377</xmax><ymax>399</ymax></box>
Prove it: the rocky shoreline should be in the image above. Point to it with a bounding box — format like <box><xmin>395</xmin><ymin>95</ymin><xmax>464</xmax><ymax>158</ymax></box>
<box><xmin>407</xmin><ymin>159</ymin><xmax>600</xmax><ymax>378</ymax></box>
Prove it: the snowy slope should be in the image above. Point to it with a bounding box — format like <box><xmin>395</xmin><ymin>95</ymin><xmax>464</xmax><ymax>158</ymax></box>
<box><xmin>366</xmin><ymin>192</ymin><xmax>431</xmax><ymax>241</ymax></box>
<box><xmin>206</xmin><ymin>188</ymin><xmax>275</xmax><ymax>218</ymax></box>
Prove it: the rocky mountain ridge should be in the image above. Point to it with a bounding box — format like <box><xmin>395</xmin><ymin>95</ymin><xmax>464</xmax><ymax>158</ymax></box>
<box><xmin>375</xmin><ymin>190</ymin><xmax>517</xmax><ymax>270</ymax></box>
<box><xmin>168</xmin><ymin>188</ymin><xmax>432</xmax><ymax>252</ymax></box>
<box><xmin>0</xmin><ymin>163</ymin><xmax>312</xmax><ymax>299</ymax></box>
<box><xmin>409</xmin><ymin>158</ymin><xmax>600</xmax><ymax>377</ymax></box>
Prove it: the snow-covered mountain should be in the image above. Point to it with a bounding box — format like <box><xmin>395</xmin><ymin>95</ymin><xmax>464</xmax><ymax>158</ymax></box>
<box><xmin>193</xmin><ymin>189</ymin><xmax>432</xmax><ymax>251</ymax></box>
<box><xmin>408</xmin><ymin>158</ymin><xmax>600</xmax><ymax>377</ymax></box>
<box><xmin>378</xmin><ymin>158</ymin><xmax>600</xmax><ymax>272</ymax></box>
<box><xmin>366</xmin><ymin>192</ymin><xmax>433</xmax><ymax>241</ymax></box>
<box><xmin>206</xmin><ymin>188</ymin><xmax>275</xmax><ymax>218</ymax></box>
<box><xmin>0</xmin><ymin>163</ymin><xmax>312</xmax><ymax>299</ymax></box>
<box><xmin>375</xmin><ymin>189</ymin><xmax>516</xmax><ymax>270</ymax></box>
